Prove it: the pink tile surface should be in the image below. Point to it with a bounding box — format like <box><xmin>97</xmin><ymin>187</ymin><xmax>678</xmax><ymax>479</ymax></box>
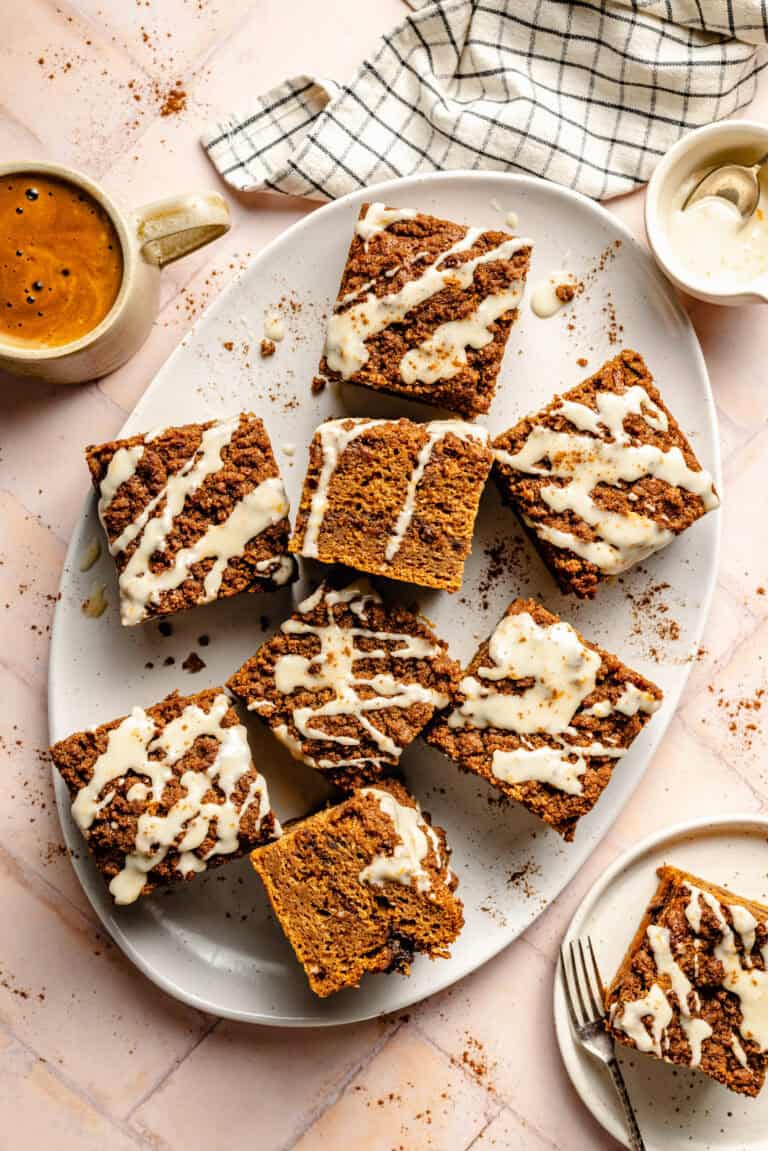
<box><xmin>1</xmin><ymin>3</ymin><xmax>766</xmax><ymax>1149</ymax></box>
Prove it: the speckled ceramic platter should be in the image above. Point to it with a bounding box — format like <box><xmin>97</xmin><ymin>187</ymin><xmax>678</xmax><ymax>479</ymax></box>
<box><xmin>555</xmin><ymin>817</ymin><xmax>768</xmax><ymax>1151</ymax></box>
<box><xmin>49</xmin><ymin>172</ymin><xmax>721</xmax><ymax>1025</ymax></box>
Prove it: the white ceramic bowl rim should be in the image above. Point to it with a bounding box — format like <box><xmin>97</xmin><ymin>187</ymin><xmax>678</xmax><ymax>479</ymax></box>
<box><xmin>0</xmin><ymin>160</ymin><xmax>135</xmax><ymax>360</ymax></box>
<box><xmin>645</xmin><ymin>118</ymin><xmax>768</xmax><ymax>302</ymax></box>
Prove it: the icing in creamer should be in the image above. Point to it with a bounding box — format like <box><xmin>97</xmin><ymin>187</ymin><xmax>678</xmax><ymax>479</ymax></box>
<box><xmin>72</xmin><ymin>693</ymin><xmax>278</xmax><ymax>904</ymax></box>
<box><xmin>325</xmin><ymin>214</ymin><xmax>530</xmax><ymax>380</ymax></box>
<box><xmin>253</xmin><ymin>582</ymin><xmax>449</xmax><ymax>772</ymax></box>
<box><xmin>356</xmin><ymin>203</ymin><xmax>417</xmax><ymax>244</ymax></box>
<box><xmin>530</xmin><ymin>271</ymin><xmax>577</xmax><ymax>318</ymax></box>
<box><xmin>495</xmin><ymin>385</ymin><xmax>719</xmax><ymax>574</ymax></box>
<box><xmin>358</xmin><ymin>787</ymin><xmax>442</xmax><ymax>894</ymax></box>
<box><xmin>96</xmin><ymin>416</ymin><xmax>291</xmax><ymax>625</ymax></box>
<box><xmin>445</xmin><ymin>610</ymin><xmax>646</xmax><ymax>795</ymax></box>
<box><xmin>300</xmin><ymin>418</ymin><xmax>489</xmax><ymax>563</ymax></box>
<box><xmin>684</xmin><ymin>883</ymin><xmax>768</xmax><ymax>1051</ymax></box>
<box><xmin>666</xmin><ymin>167</ymin><xmax>768</xmax><ymax>290</ymax></box>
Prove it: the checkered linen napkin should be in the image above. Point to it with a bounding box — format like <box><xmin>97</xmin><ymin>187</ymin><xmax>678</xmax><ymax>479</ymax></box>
<box><xmin>202</xmin><ymin>0</ymin><xmax>768</xmax><ymax>202</ymax></box>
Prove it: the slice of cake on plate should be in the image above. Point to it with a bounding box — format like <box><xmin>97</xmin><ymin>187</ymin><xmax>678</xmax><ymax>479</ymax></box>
<box><xmin>86</xmin><ymin>413</ymin><xmax>295</xmax><ymax>625</ymax></box>
<box><xmin>319</xmin><ymin>201</ymin><xmax>532</xmax><ymax>417</ymax></box>
<box><xmin>289</xmin><ymin>416</ymin><xmax>492</xmax><ymax>592</ymax></box>
<box><xmin>492</xmin><ymin>349</ymin><xmax>719</xmax><ymax>598</ymax></box>
<box><xmin>426</xmin><ymin>598</ymin><xmax>662</xmax><ymax>840</ymax></box>
<box><xmin>250</xmin><ymin>779</ymin><xmax>463</xmax><ymax>997</ymax></box>
<box><xmin>50</xmin><ymin>688</ymin><xmax>281</xmax><ymax>904</ymax></box>
<box><xmin>606</xmin><ymin>865</ymin><xmax>768</xmax><ymax>1096</ymax></box>
<box><xmin>227</xmin><ymin>578</ymin><xmax>460</xmax><ymax>790</ymax></box>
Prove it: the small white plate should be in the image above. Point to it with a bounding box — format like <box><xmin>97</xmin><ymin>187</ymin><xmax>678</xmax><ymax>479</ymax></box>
<box><xmin>49</xmin><ymin>171</ymin><xmax>721</xmax><ymax>1025</ymax></box>
<box><xmin>555</xmin><ymin>816</ymin><xmax>768</xmax><ymax>1150</ymax></box>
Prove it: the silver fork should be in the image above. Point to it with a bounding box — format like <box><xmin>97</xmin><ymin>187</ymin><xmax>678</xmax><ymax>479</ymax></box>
<box><xmin>561</xmin><ymin>936</ymin><xmax>646</xmax><ymax>1151</ymax></box>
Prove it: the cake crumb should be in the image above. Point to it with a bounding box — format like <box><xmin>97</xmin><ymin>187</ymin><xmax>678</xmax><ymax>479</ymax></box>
<box><xmin>311</xmin><ymin>375</ymin><xmax>327</xmax><ymax>394</ymax></box>
<box><xmin>260</xmin><ymin>338</ymin><xmax>276</xmax><ymax>358</ymax></box>
<box><xmin>182</xmin><ymin>651</ymin><xmax>206</xmax><ymax>674</ymax></box>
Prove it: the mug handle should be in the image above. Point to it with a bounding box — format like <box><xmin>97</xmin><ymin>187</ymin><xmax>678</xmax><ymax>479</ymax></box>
<box><xmin>133</xmin><ymin>192</ymin><xmax>230</xmax><ymax>268</ymax></box>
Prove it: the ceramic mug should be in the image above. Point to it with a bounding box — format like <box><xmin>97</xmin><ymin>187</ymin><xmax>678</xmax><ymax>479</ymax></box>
<box><xmin>0</xmin><ymin>160</ymin><xmax>230</xmax><ymax>383</ymax></box>
<box><xmin>645</xmin><ymin>118</ymin><xmax>768</xmax><ymax>306</ymax></box>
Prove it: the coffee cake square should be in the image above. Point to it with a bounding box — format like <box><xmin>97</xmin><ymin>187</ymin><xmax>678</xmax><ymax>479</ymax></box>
<box><xmin>289</xmin><ymin>416</ymin><xmax>492</xmax><ymax>592</ymax></box>
<box><xmin>426</xmin><ymin>598</ymin><xmax>662</xmax><ymax>840</ymax></box>
<box><xmin>319</xmin><ymin>202</ymin><xmax>531</xmax><ymax>417</ymax></box>
<box><xmin>606</xmin><ymin>866</ymin><xmax>768</xmax><ymax>1096</ymax></box>
<box><xmin>250</xmin><ymin>779</ymin><xmax>463</xmax><ymax>997</ymax></box>
<box><xmin>227</xmin><ymin>579</ymin><xmax>460</xmax><ymax>791</ymax></box>
<box><xmin>86</xmin><ymin>413</ymin><xmax>295</xmax><ymax>625</ymax></box>
<box><xmin>492</xmin><ymin>350</ymin><xmax>719</xmax><ymax>598</ymax></box>
<box><xmin>50</xmin><ymin>688</ymin><xmax>281</xmax><ymax>904</ymax></box>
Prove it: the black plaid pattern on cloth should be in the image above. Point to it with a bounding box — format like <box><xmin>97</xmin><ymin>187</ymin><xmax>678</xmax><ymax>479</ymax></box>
<box><xmin>202</xmin><ymin>0</ymin><xmax>768</xmax><ymax>202</ymax></box>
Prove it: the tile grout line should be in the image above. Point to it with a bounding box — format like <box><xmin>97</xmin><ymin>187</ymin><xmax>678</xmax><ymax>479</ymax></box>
<box><xmin>125</xmin><ymin>1014</ymin><xmax>221</xmax><ymax>1124</ymax></box>
<box><xmin>0</xmin><ymin>1019</ymin><xmax>158</xmax><ymax>1151</ymax></box>
<box><xmin>410</xmin><ymin>1013</ymin><xmax>560</xmax><ymax>1148</ymax></box>
<box><xmin>280</xmin><ymin>1019</ymin><xmax>405</xmax><ymax>1151</ymax></box>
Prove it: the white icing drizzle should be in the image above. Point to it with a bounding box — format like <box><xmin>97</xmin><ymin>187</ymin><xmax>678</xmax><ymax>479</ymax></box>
<box><xmin>646</xmin><ymin>925</ymin><xmax>712</xmax><ymax>1068</ymax></box>
<box><xmin>530</xmin><ymin>271</ymin><xmax>577</xmax><ymax>319</ymax></box>
<box><xmin>256</xmin><ymin>582</ymin><xmax>449</xmax><ymax>771</ymax></box>
<box><xmin>491</xmin><ymin>742</ymin><xmax>623</xmax><ymax>796</ymax></box>
<box><xmin>79</xmin><ymin>535</ymin><xmax>102</xmax><ymax>572</ymax></box>
<box><xmin>445</xmin><ymin>610</ymin><xmax>640</xmax><ymax>795</ymax></box>
<box><xmin>384</xmin><ymin>420</ymin><xmax>489</xmax><ymax>562</ymax></box>
<box><xmin>325</xmin><ymin>225</ymin><xmax>530</xmax><ymax>380</ymax></box>
<box><xmin>494</xmin><ymin>386</ymin><xmax>719</xmax><ymax>574</ymax></box>
<box><xmin>505</xmin><ymin>210</ymin><xmax>519</xmax><ymax>230</ymax></box>
<box><xmin>264</xmin><ymin>312</ymin><xmax>285</xmax><ymax>341</ymax></box>
<box><xmin>301</xmin><ymin>417</ymin><xmax>489</xmax><ymax>564</ymax></box>
<box><xmin>610</xmin><ymin>984</ymin><xmax>673</xmax><ymax>1058</ymax></box>
<box><xmin>732</xmin><ymin>1033</ymin><xmax>750</xmax><ymax>1068</ymax></box>
<box><xmin>72</xmin><ymin>694</ymin><xmax>278</xmax><ymax>905</ymax></box>
<box><xmin>582</xmin><ymin>683</ymin><xmax>661</xmax><ymax>720</ymax></box>
<box><xmin>356</xmin><ymin>202</ymin><xmax>417</xmax><ymax>244</ymax></box>
<box><xmin>400</xmin><ymin>284</ymin><xmax>523</xmax><ymax>385</ymax></box>
<box><xmin>684</xmin><ymin>882</ymin><xmax>768</xmax><ymax>1052</ymax></box>
<box><xmin>96</xmin><ymin>416</ymin><xmax>290</xmax><ymax>625</ymax></box>
<box><xmin>358</xmin><ymin>786</ymin><xmax>442</xmax><ymax>895</ymax></box>
<box><xmin>301</xmin><ymin>419</ymin><xmax>375</xmax><ymax>558</ymax></box>
<box><xmin>615</xmin><ymin>883</ymin><xmax>768</xmax><ymax>1071</ymax></box>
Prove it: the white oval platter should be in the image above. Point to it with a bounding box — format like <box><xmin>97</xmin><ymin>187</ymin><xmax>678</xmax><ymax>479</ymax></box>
<box><xmin>49</xmin><ymin>171</ymin><xmax>721</xmax><ymax>1025</ymax></box>
<box><xmin>555</xmin><ymin>816</ymin><xmax>768</xmax><ymax>1151</ymax></box>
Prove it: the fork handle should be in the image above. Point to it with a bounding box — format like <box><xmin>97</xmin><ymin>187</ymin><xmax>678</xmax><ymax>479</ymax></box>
<box><xmin>607</xmin><ymin>1057</ymin><xmax>646</xmax><ymax>1150</ymax></box>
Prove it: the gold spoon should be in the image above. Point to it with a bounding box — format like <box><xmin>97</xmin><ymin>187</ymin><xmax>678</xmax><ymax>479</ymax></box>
<box><xmin>683</xmin><ymin>152</ymin><xmax>768</xmax><ymax>219</ymax></box>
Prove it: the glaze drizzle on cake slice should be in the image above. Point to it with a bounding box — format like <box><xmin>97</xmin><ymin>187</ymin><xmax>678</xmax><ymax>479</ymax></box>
<box><xmin>228</xmin><ymin>579</ymin><xmax>461</xmax><ymax>790</ymax></box>
<box><xmin>606</xmin><ymin>866</ymin><xmax>768</xmax><ymax>1096</ymax></box>
<box><xmin>319</xmin><ymin>202</ymin><xmax>532</xmax><ymax>417</ymax></box>
<box><xmin>87</xmin><ymin>414</ymin><xmax>294</xmax><ymax>625</ymax></box>
<box><xmin>50</xmin><ymin>688</ymin><xmax>281</xmax><ymax>905</ymax></box>
<box><xmin>249</xmin><ymin>779</ymin><xmax>463</xmax><ymax>997</ymax></box>
<box><xmin>290</xmin><ymin>417</ymin><xmax>492</xmax><ymax>592</ymax></box>
<box><xmin>492</xmin><ymin>350</ymin><xmax>719</xmax><ymax>597</ymax></box>
<box><xmin>426</xmin><ymin>598</ymin><xmax>662</xmax><ymax>839</ymax></box>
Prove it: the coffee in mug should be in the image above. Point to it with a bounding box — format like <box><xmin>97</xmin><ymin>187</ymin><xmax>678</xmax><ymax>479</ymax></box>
<box><xmin>0</xmin><ymin>161</ymin><xmax>230</xmax><ymax>383</ymax></box>
<box><xmin>0</xmin><ymin>174</ymin><xmax>124</xmax><ymax>349</ymax></box>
